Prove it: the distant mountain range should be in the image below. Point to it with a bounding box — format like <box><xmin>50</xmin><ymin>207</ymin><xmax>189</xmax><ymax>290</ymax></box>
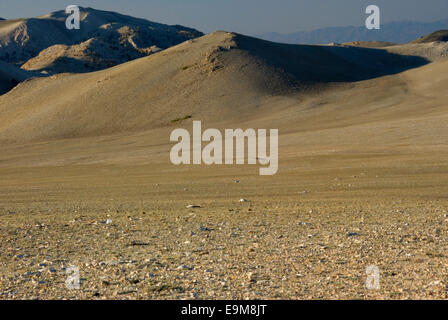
<box><xmin>2</xmin><ymin>7</ymin><xmax>448</xmax><ymax>96</ymax></box>
<box><xmin>258</xmin><ymin>19</ymin><xmax>448</xmax><ymax>44</ymax></box>
<box><xmin>0</xmin><ymin>7</ymin><xmax>203</xmax><ymax>72</ymax></box>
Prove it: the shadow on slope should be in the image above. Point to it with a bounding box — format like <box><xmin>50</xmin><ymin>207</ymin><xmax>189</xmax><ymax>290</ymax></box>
<box><xmin>0</xmin><ymin>60</ymin><xmax>36</xmax><ymax>95</ymax></box>
<box><xmin>233</xmin><ymin>34</ymin><xmax>429</xmax><ymax>87</ymax></box>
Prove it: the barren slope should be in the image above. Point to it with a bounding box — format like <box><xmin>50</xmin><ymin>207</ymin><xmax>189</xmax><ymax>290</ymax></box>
<box><xmin>21</xmin><ymin>37</ymin><xmax>153</xmax><ymax>73</ymax></box>
<box><xmin>0</xmin><ymin>31</ymin><xmax>429</xmax><ymax>143</ymax></box>
<box><xmin>412</xmin><ymin>29</ymin><xmax>448</xmax><ymax>43</ymax></box>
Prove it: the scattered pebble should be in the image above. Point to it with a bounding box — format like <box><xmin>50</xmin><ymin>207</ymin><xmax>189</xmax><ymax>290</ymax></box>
<box><xmin>347</xmin><ymin>232</ymin><xmax>360</xmax><ymax>237</ymax></box>
<box><xmin>186</xmin><ymin>205</ymin><xmax>201</xmax><ymax>209</ymax></box>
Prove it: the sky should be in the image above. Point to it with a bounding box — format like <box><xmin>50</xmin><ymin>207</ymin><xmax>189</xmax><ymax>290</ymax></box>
<box><xmin>1</xmin><ymin>0</ymin><xmax>448</xmax><ymax>35</ymax></box>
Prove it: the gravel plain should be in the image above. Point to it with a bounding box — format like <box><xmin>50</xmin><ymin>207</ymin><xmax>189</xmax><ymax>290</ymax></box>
<box><xmin>1</xmin><ymin>159</ymin><xmax>448</xmax><ymax>300</ymax></box>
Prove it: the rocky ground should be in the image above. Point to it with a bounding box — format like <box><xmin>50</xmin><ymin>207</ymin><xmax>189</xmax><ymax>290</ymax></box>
<box><xmin>1</xmin><ymin>160</ymin><xmax>448</xmax><ymax>300</ymax></box>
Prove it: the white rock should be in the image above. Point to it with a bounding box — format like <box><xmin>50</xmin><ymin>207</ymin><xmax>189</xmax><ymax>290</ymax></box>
<box><xmin>186</xmin><ymin>205</ymin><xmax>201</xmax><ymax>209</ymax></box>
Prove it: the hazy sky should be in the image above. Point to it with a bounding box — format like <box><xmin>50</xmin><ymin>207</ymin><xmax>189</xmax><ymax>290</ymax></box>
<box><xmin>1</xmin><ymin>0</ymin><xmax>448</xmax><ymax>35</ymax></box>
